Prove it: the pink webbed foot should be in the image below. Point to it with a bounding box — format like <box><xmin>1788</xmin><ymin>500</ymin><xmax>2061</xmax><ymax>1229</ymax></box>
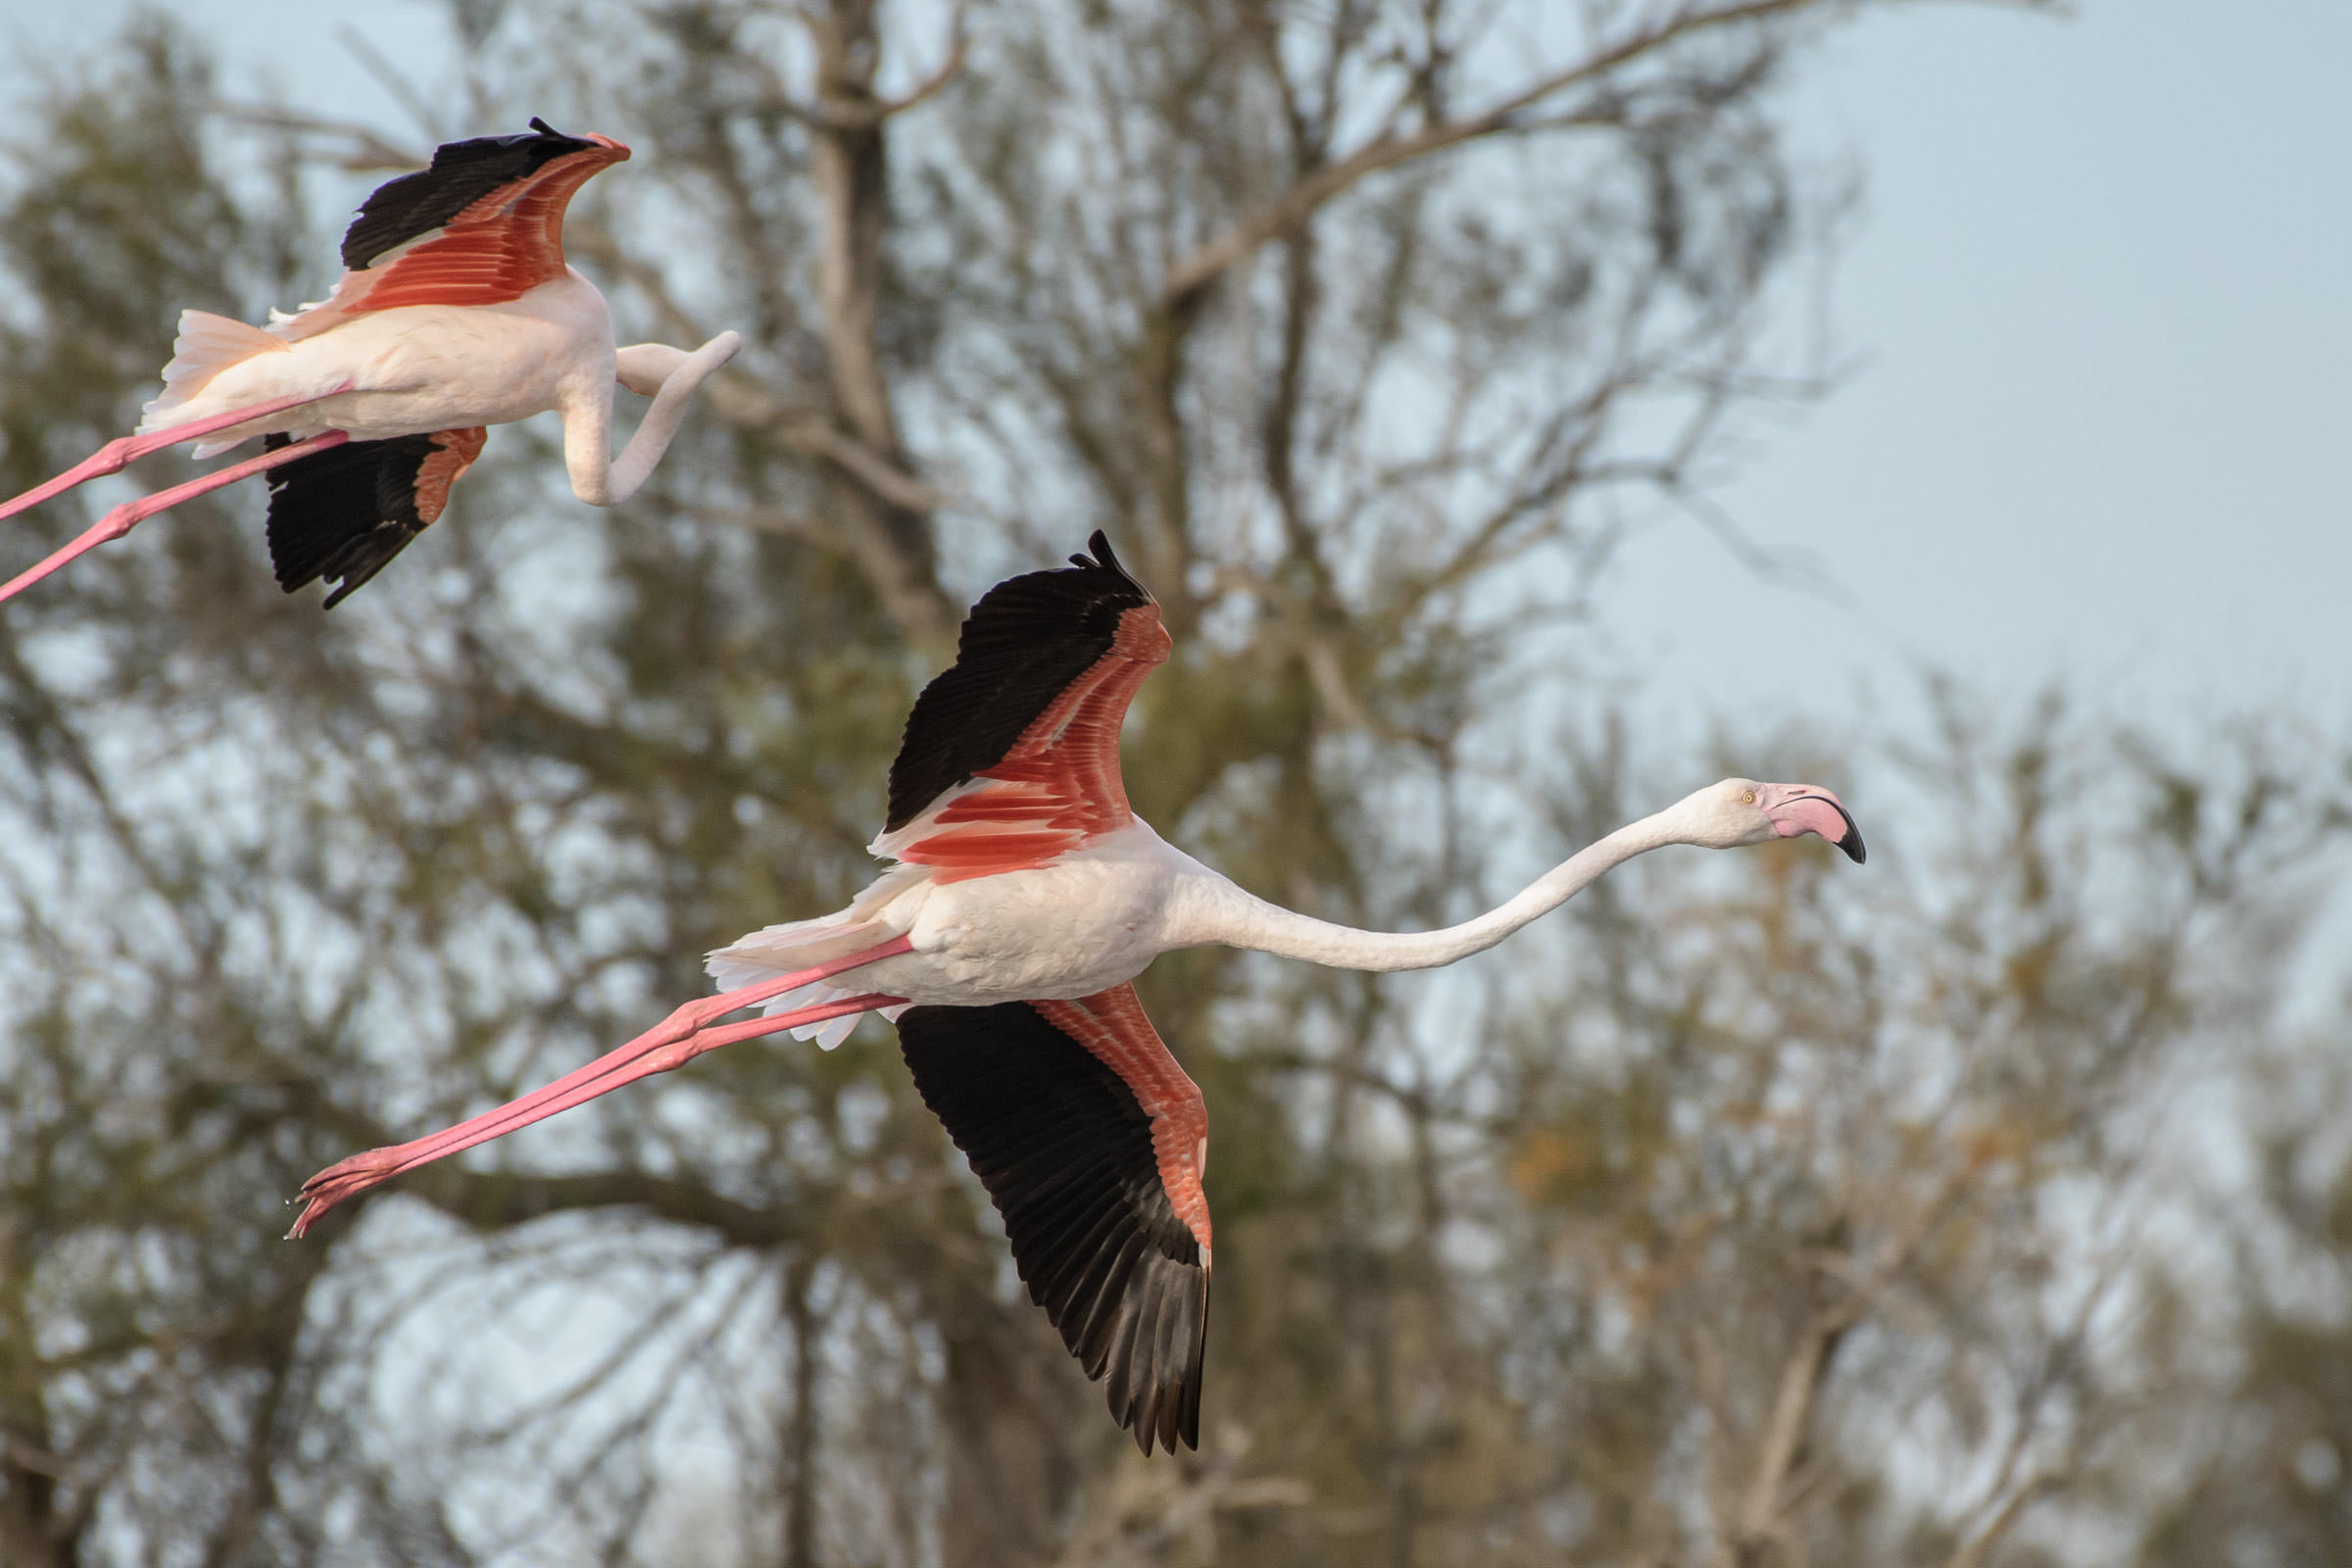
<box><xmin>285</xmin><ymin>1152</ymin><xmax>410</xmax><ymax>1239</ymax></box>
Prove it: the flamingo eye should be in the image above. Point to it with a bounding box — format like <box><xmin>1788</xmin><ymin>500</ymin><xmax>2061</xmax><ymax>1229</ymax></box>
<box><xmin>1742</xmin><ymin>790</ymin><xmax>1756</xmax><ymax>804</ymax></box>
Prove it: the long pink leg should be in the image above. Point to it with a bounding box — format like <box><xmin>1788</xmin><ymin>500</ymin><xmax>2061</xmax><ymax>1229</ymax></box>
<box><xmin>287</xmin><ymin>935</ymin><xmax>916</xmax><ymax>1238</ymax></box>
<box><xmin>0</xmin><ymin>430</ymin><xmax>349</xmax><ymax>606</ymax></box>
<box><xmin>288</xmin><ymin>988</ymin><xmax>906</xmax><ymax>1238</ymax></box>
<box><xmin>0</xmin><ymin>386</ymin><xmax>353</xmax><ymax>525</ymax></box>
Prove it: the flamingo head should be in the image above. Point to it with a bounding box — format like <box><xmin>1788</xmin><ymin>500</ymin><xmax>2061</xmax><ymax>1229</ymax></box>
<box><xmin>1679</xmin><ymin>779</ymin><xmax>1867</xmax><ymax>864</ymax></box>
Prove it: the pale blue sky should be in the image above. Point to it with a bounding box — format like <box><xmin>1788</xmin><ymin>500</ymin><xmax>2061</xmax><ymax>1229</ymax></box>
<box><xmin>4</xmin><ymin>0</ymin><xmax>2345</xmax><ymax>732</ymax></box>
<box><xmin>1606</xmin><ymin>0</ymin><xmax>2351</xmax><ymax>731</ymax></box>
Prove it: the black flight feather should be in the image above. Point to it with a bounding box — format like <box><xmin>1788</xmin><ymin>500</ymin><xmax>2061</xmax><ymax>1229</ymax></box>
<box><xmin>340</xmin><ymin>119</ymin><xmax>599</xmax><ymax>270</ymax></box>
<box><xmin>262</xmin><ymin>433</ymin><xmax>446</xmax><ymax>609</ymax></box>
<box><xmin>885</xmin><ymin>530</ymin><xmax>1152</xmax><ymax>832</ymax></box>
<box><xmin>898</xmin><ymin>1001</ymin><xmax>1207</xmax><ymax>1454</ymax></box>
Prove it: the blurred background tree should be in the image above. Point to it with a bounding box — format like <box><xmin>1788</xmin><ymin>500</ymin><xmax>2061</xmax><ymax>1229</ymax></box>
<box><xmin>0</xmin><ymin>3</ymin><xmax>2346</xmax><ymax>1566</ymax></box>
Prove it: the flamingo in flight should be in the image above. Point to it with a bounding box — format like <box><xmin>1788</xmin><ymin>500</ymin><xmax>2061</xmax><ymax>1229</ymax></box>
<box><xmin>289</xmin><ymin>533</ymin><xmax>1865</xmax><ymax>1453</ymax></box>
<box><xmin>0</xmin><ymin>119</ymin><xmax>741</xmax><ymax>608</ymax></box>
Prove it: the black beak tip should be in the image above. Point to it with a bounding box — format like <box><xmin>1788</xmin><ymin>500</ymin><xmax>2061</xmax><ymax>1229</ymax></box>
<box><xmin>1835</xmin><ymin>806</ymin><xmax>1866</xmax><ymax>865</ymax></box>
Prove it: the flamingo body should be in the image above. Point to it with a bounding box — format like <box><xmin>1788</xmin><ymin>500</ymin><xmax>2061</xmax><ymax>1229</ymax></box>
<box><xmin>291</xmin><ymin>533</ymin><xmax>1866</xmax><ymax>1454</ymax></box>
<box><xmin>714</xmin><ymin>820</ymin><xmax>1206</xmax><ymax>1015</ymax></box>
<box><xmin>140</xmin><ymin>274</ymin><xmax>616</xmax><ymax>454</ymax></box>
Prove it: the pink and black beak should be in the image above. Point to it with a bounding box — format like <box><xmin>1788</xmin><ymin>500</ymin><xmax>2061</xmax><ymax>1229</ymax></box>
<box><xmin>1765</xmin><ymin>785</ymin><xmax>1866</xmax><ymax>864</ymax></box>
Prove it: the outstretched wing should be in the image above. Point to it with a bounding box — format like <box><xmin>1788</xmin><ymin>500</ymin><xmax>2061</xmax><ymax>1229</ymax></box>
<box><xmin>263</xmin><ymin>427</ymin><xmax>486</xmax><ymax>608</ymax></box>
<box><xmin>877</xmin><ymin>530</ymin><xmax>1169</xmax><ymax>881</ymax></box>
<box><xmin>897</xmin><ymin>987</ymin><xmax>1210</xmax><ymax>1455</ymax></box>
<box><xmin>276</xmin><ymin>119</ymin><xmax>628</xmax><ymax>339</ymax></box>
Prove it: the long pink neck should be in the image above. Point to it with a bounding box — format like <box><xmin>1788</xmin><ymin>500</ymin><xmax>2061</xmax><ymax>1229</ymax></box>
<box><xmin>564</xmin><ymin>331</ymin><xmax>740</xmax><ymax>505</ymax></box>
<box><xmin>1167</xmin><ymin>811</ymin><xmax>1682</xmax><ymax>973</ymax></box>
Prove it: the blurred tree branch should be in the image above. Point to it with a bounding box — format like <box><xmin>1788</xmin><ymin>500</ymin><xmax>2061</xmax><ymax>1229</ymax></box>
<box><xmin>1160</xmin><ymin>0</ymin><xmax>1831</xmax><ymax>316</ymax></box>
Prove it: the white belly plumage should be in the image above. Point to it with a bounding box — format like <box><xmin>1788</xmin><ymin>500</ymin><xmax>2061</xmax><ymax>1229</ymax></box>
<box><xmin>146</xmin><ymin>276</ymin><xmax>614</xmax><ymax>449</ymax></box>
<box><xmin>706</xmin><ymin>820</ymin><xmax>1211</xmax><ymax>1025</ymax></box>
<box><xmin>859</xmin><ymin>827</ymin><xmax>1195</xmax><ymax>1005</ymax></box>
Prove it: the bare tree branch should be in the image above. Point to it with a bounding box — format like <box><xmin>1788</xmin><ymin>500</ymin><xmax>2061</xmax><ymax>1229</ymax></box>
<box><xmin>207</xmin><ymin>102</ymin><xmax>426</xmax><ymax>171</ymax></box>
<box><xmin>1159</xmin><ymin>0</ymin><xmax>1827</xmax><ymax>314</ymax></box>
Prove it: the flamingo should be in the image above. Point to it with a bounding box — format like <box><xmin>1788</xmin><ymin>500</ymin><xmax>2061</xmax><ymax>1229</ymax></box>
<box><xmin>0</xmin><ymin>119</ymin><xmax>742</xmax><ymax>608</ymax></box>
<box><xmin>288</xmin><ymin>533</ymin><xmax>1865</xmax><ymax>1453</ymax></box>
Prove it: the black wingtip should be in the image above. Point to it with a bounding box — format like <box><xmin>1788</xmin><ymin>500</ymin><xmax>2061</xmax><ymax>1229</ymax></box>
<box><xmin>899</xmin><ymin>1003</ymin><xmax>1207</xmax><ymax>1456</ymax></box>
<box><xmin>345</xmin><ymin>118</ymin><xmax>605</xmax><ymax>269</ymax></box>
<box><xmin>1071</xmin><ymin>529</ymin><xmax>1144</xmax><ymax>595</ymax></box>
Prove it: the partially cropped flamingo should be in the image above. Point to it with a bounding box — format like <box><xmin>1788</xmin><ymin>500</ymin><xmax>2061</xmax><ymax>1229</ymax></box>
<box><xmin>0</xmin><ymin>119</ymin><xmax>741</xmax><ymax>608</ymax></box>
<box><xmin>290</xmin><ymin>533</ymin><xmax>1865</xmax><ymax>1452</ymax></box>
